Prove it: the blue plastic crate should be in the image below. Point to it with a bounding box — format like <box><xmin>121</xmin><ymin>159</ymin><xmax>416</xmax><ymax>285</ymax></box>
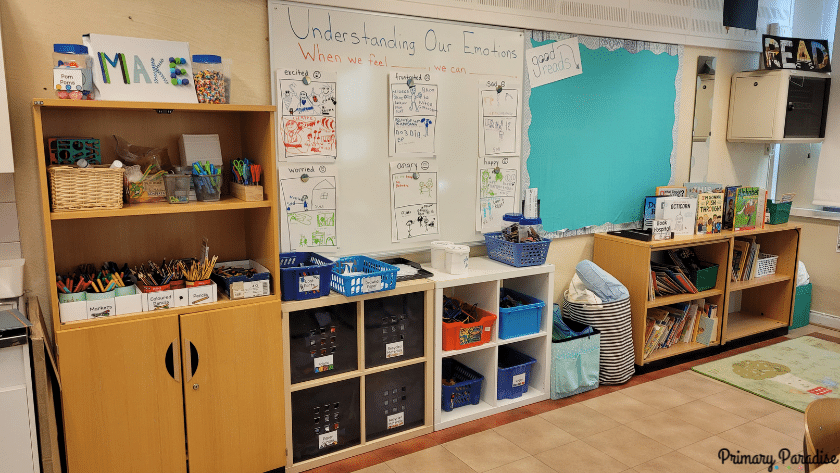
<box><xmin>497</xmin><ymin>345</ymin><xmax>537</xmax><ymax>400</ymax></box>
<box><xmin>441</xmin><ymin>358</ymin><xmax>484</xmax><ymax>412</ymax></box>
<box><xmin>499</xmin><ymin>288</ymin><xmax>545</xmax><ymax>339</ymax></box>
<box><xmin>330</xmin><ymin>256</ymin><xmax>398</xmax><ymax>297</ymax></box>
<box><xmin>484</xmin><ymin>232</ymin><xmax>550</xmax><ymax>267</ymax></box>
<box><xmin>278</xmin><ymin>252</ymin><xmax>334</xmax><ymax>301</ymax></box>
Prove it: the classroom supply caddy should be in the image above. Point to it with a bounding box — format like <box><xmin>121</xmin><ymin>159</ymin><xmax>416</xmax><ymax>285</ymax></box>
<box><xmin>48</xmin><ymin>165</ymin><xmax>124</xmax><ymax>211</ymax></box>
<box><xmin>755</xmin><ymin>253</ymin><xmax>779</xmax><ymax>277</ymax></box>
<box><xmin>484</xmin><ymin>232</ymin><xmax>550</xmax><ymax>267</ymax></box>
<box><xmin>497</xmin><ymin>345</ymin><xmax>537</xmax><ymax>399</ymax></box>
<box><xmin>441</xmin><ymin>358</ymin><xmax>484</xmax><ymax>412</ymax></box>
<box><xmin>767</xmin><ymin>201</ymin><xmax>793</xmax><ymax>225</ymax></box>
<box><xmin>213</xmin><ymin>259</ymin><xmax>273</xmax><ymax>300</ymax></box>
<box><xmin>441</xmin><ymin>299</ymin><xmax>497</xmax><ymax>351</ymax></box>
<box><xmin>330</xmin><ymin>256</ymin><xmax>398</xmax><ymax>297</ymax></box>
<box><xmin>278</xmin><ymin>252</ymin><xmax>333</xmax><ymax>301</ymax></box>
<box><xmin>498</xmin><ymin>287</ymin><xmax>545</xmax><ymax>339</ymax></box>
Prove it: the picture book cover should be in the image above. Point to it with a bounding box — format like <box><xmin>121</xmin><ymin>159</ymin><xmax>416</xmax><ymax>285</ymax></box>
<box><xmin>656</xmin><ymin>186</ymin><xmax>687</xmax><ymax>197</ymax></box>
<box><xmin>723</xmin><ymin>185</ymin><xmax>741</xmax><ymax>229</ymax></box>
<box><xmin>655</xmin><ymin>197</ymin><xmax>696</xmax><ymax>236</ymax></box>
<box><xmin>684</xmin><ymin>182</ymin><xmax>724</xmax><ymax>198</ymax></box>
<box><xmin>696</xmin><ymin>193</ymin><xmax>724</xmax><ymax>234</ymax></box>
<box><xmin>696</xmin><ymin>316</ymin><xmax>715</xmax><ymax>346</ymax></box>
<box><xmin>643</xmin><ymin>195</ymin><xmax>659</xmax><ymax>230</ymax></box>
<box><xmin>734</xmin><ymin>187</ymin><xmax>760</xmax><ymax>231</ymax></box>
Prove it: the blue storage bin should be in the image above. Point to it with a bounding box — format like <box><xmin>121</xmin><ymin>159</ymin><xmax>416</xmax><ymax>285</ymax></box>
<box><xmin>330</xmin><ymin>256</ymin><xmax>398</xmax><ymax>297</ymax></box>
<box><xmin>484</xmin><ymin>232</ymin><xmax>550</xmax><ymax>267</ymax></box>
<box><xmin>497</xmin><ymin>345</ymin><xmax>537</xmax><ymax>400</ymax></box>
<box><xmin>278</xmin><ymin>252</ymin><xmax>334</xmax><ymax>301</ymax></box>
<box><xmin>499</xmin><ymin>287</ymin><xmax>545</xmax><ymax>339</ymax></box>
<box><xmin>441</xmin><ymin>358</ymin><xmax>484</xmax><ymax>412</ymax></box>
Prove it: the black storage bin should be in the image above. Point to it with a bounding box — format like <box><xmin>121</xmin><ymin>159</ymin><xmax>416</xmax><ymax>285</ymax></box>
<box><xmin>291</xmin><ymin>377</ymin><xmax>361</xmax><ymax>463</ymax></box>
<box><xmin>289</xmin><ymin>302</ymin><xmax>357</xmax><ymax>384</ymax></box>
<box><xmin>364</xmin><ymin>292</ymin><xmax>425</xmax><ymax>368</ymax></box>
<box><xmin>364</xmin><ymin>363</ymin><xmax>425</xmax><ymax>441</ymax></box>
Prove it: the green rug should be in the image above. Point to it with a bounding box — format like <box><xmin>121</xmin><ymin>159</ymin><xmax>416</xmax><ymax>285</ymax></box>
<box><xmin>692</xmin><ymin>336</ymin><xmax>840</xmax><ymax>412</ymax></box>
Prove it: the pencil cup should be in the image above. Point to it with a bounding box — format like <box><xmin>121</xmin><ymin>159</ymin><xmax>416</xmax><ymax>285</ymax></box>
<box><xmin>114</xmin><ymin>285</ymin><xmax>137</xmax><ymax>297</ymax></box>
<box><xmin>431</xmin><ymin>241</ymin><xmax>453</xmax><ymax>271</ymax></box>
<box><xmin>137</xmin><ymin>282</ymin><xmax>171</xmax><ymax>293</ymax></box>
<box><xmin>164</xmin><ymin>174</ymin><xmax>191</xmax><ymax>204</ymax></box>
<box><xmin>87</xmin><ymin>289</ymin><xmax>116</xmax><ymax>301</ymax></box>
<box><xmin>59</xmin><ymin>291</ymin><xmax>87</xmax><ymax>303</ymax></box>
<box><xmin>445</xmin><ymin>245</ymin><xmax>470</xmax><ymax>275</ymax></box>
<box><xmin>192</xmin><ymin>172</ymin><xmax>222</xmax><ymax>202</ymax></box>
<box><xmin>169</xmin><ymin>279</ymin><xmax>186</xmax><ymax>289</ymax></box>
<box><xmin>186</xmin><ymin>279</ymin><xmax>213</xmax><ymax>287</ymax></box>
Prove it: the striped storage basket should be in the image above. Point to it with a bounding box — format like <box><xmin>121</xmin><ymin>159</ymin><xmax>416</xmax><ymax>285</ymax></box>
<box><xmin>562</xmin><ymin>292</ymin><xmax>634</xmax><ymax>385</ymax></box>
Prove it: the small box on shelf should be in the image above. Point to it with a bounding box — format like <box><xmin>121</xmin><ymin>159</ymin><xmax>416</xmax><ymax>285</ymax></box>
<box><xmin>230</xmin><ymin>182</ymin><xmax>264</xmax><ymax>202</ymax></box>
<box><xmin>212</xmin><ymin>260</ymin><xmax>272</xmax><ymax>300</ymax></box>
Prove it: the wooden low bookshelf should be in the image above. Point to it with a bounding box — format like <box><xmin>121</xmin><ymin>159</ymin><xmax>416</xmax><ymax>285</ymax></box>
<box><xmin>594</xmin><ymin>224</ymin><xmax>801</xmax><ymax>366</ymax></box>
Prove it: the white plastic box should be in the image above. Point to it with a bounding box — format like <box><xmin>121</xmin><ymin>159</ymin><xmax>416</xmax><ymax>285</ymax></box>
<box><xmin>0</xmin><ymin>258</ymin><xmax>24</xmax><ymax>298</ymax></box>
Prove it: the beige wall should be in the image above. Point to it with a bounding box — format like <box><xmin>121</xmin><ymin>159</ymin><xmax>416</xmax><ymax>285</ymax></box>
<box><xmin>789</xmin><ymin>216</ymin><xmax>840</xmax><ymax>316</ymax></box>
<box><xmin>2</xmin><ymin>1</ymin><xmax>835</xmax><ymax>332</ymax></box>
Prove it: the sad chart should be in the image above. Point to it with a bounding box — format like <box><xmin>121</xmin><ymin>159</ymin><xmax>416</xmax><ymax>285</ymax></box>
<box><xmin>279</xmin><ymin>164</ymin><xmax>338</xmax><ymax>252</ymax></box>
<box><xmin>389</xmin><ymin>72</ymin><xmax>439</xmax><ymax>157</ymax></box>
<box><xmin>476</xmin><ymin>157</ymin><xmax>520</xmax><ymax>233</ymax></box>
<box><xmin>479</xmin><ymin>81</ymin><xmax>521</xmax><ymax>157</ymax></box>
<box><xmin>390</xmin><ymin>160</ymin><xmax>439</xmax><ymax>242</ymax></box>
<box><xmin>278</xmin><ymin>69</ymin><xmax>337</xmax><ymax>161</ymax></box>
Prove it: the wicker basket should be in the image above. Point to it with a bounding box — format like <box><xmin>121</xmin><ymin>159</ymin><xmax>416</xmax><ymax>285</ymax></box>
<box><xmin>755</xmin><ymin>253</ymin><xmax>778</xmax><ymax>278</ymax></box>
<box><xmin>48</xmin><ymin>165</ymin><xmax>124</xmax><ymax>212</ymax></box>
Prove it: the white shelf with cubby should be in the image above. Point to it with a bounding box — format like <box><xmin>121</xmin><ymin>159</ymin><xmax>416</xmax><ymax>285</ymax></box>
<box><xmin>422</xmin><ymin>257</ymin><xmax>554</xmax><ymax>431</ymax></box>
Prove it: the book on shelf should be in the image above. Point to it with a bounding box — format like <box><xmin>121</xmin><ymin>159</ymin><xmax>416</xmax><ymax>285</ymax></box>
<box><xmin>695</xmin><ymin>316</ymin><xmax>716</xmax><ymax>346</ymax></box>
<box><xmin>643</xmin><ymin>196</ymin><xmax>659</xmax><ymax>230</ymax></box>
<box><xmin>731</xmin><ymin>239</ymin><xmax>749</xmax><ymax>281</ymax></box>
<box><xmin>723</xmin><ymin>185</ymin><xmax>741</xmax><ymax>230</ymax></box>
<box><xmin>696</xmin><ymin>193</ymin><xmax>724</xmax><ymax>234</ymax></box>
<box><xmin>656</xmin><ymin>186</ymin><xmax>687</xmax><ymax>197</ymax></box>
<box><xmin>734</xmin><ymin>187</ymin><xmax>760</xmax><ymax>231</ymax></box>
<box><xmin>684</xmin><ymin>182</ymin><xmax>724</xmax><ymax>198</ymax></box>
<box><xmin>643</xmin><ymin>299</ymin><xmax>709</xmax><ymax>359</ymax></box>
<box><xmin>650</xmin><ymin>262</ymin><xmax>698</xmax><ymax>296</ymax></box>
<box><xmin>655</xmin><ymin>196</ymin><xmax>697</xmax><ymax>236</ymax></box>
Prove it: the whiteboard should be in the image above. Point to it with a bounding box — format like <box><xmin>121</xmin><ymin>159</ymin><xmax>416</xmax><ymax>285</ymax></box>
<box><xmin>268</xmin><ymin>1</ymin><xmax>524</xmax><ymax>256</ymax></box>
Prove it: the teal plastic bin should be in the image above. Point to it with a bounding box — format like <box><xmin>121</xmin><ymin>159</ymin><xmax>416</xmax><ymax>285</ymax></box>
<box><xmin>791</xmin><ymin>283</ymin><xmax>812</xmax><ymax>329</ymax></box>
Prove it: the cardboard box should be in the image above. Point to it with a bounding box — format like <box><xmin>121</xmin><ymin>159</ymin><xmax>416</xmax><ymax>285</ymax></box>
<box><xmin>187</xmin><ymin>282</ymin><xmax>217</xmax><ymax>306</ymax></box>
<box><xmin>172</xmin><ymin>288</ymin><xmax>189</xmax><ymax>308</ymax></box>
<box><xmin>115</xmin><ymin>292</ymin><xmax>143</xmax><ymax>315</ymax></box>
<box><xmin>86</xmin><ymin>297</ymin><xmax>116</xmax><ymax>319</ymax></box>
<box><xmin>212</xmin><ymin>260</ymin><xmax>271</xmax><ymax>300</ymax></box>
<box><xmin>59</xmin><ymin>300</ymin><xmax>87</xmax><ymax>323</ymax></box>
<box><xmin>142</xmin><ymin>290</ymin><xmax>175</xmax><ymax>311</ymax></box>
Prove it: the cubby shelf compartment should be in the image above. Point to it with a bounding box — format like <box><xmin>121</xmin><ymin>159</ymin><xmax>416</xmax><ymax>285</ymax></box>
<box><xmin>423</xmin><ymin>257</ymin><xmax>554</xmax><ymax>431</ymax></box>
<box><xmin>281</xmin><ymin>280</ymin><xmax>435</xmax><ymax>473</ymax></box>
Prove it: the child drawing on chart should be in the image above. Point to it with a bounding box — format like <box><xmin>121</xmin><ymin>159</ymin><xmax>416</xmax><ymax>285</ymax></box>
<box><xmin>405</xmin><ymin>220</ymin><xmax>414</xmax><ymax>237</ymax></box>
<box><xmin>420</xmin><ymin>118</ymin><xmax>432</xmax><ymax>136</ymax></box>
<box><xmin>419</xmin><ymin>178</ymin><xmax>433</xmax><ymax>197</ymax></box>
<box><xmin>409</xmin><ymin>84</ymin><xmax>418</xmax><ymax>112</ymax></box>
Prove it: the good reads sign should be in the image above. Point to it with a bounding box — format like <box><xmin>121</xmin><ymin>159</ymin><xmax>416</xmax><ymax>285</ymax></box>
<box><xmin>526</xmin><ymin>37</ymin><xmax>583</xmax><ymax>88</ymax></box>
<box><xmin>83</xmin><ymin>34</ymin><xmax>198</xmax><ymax>103</ymax></box>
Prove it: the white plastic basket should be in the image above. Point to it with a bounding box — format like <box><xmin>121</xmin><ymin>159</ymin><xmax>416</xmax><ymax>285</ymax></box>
<box><xmin>0</xmin><ymin>258</ymin><xmax>24</xmax><ymax>298</ymax></box>
<box><xmin>755</xmin><ymin>253</ymin><xmax>778</xmax><ymax>278</ymax></box>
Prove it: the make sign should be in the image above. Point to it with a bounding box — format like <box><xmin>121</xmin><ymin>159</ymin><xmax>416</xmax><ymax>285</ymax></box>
<box><xmin>83</xmin><ymin>34</ymin><xmax>198</xmax><ymax>103</ymax></box>
<box><xmin>526</xmin><ymin>37</ymin><xmax>582</xmax><ymax>88</ymax></box>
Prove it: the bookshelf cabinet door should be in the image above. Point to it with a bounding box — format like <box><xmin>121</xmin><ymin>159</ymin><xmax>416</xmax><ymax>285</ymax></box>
<box><xmin>57</xmin><ymin>314</ymin><xmax>187</xmax><ymax>473</ymax></box>
<box><xmin>180</xmin><ymin>300</ymin><xmax>286</xmax><ymax>473</ymax></box>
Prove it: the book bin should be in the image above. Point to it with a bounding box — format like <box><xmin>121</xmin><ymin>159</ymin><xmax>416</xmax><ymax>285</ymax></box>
<box><xmin>291</xmin><ymin>378</ymin><xmax>361</xmax><ymax>464</ymax></box>
<box><xmin>364</xmin><ymin>363</ymin><xmax>426</xmax><ymax>441</ymax></box>
<box><xmin>288</xmin><ymin>303</ymin><xmax>358</xmax><ymax>384</ymax></box>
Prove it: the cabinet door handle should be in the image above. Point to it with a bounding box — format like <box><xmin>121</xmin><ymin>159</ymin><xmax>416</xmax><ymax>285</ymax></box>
<box><xmin>164</xmin><ymin>339</ymin><xmax>181</xmax><ymax>382</ymax></box>
<box><xmin>184</xmin><ymin>339</ymin><xmax>200</xmax><ymax>382</ymax></box>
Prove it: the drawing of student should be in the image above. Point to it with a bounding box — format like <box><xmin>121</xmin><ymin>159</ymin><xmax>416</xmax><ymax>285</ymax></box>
<box><xmin>409</xmin><ymin>83</ymin><xmax>418</xmax><ymax>112</ymax></box>
<box><xmin>697</xmin><ymin>216</ymin><xmax>704</xmax><ymax>234</ymax></box>
<box><xmin>420</xmin><ymin>118</ymin><xmax>432</xmax><ymax>136</ymax></box>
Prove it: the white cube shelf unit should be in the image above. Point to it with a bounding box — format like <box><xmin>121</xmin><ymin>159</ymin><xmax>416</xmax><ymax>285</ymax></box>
<box><xmin>422</xmin><ymin>257</ymin><xmax>554</xmax><ymax>431</ymax></box>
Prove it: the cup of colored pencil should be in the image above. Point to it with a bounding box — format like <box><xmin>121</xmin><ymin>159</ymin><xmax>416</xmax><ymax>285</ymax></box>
<box><xmin>180</xmin><ymin>256</ymin><xmax>218</xmax><ymax>286</ymax></box>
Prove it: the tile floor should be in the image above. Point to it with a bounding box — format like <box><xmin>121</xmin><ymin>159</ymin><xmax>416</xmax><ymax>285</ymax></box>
<box><xmin>308</xmin><ymin>325</ymin><xmax>840</xmax><ymax>473</ymax></box>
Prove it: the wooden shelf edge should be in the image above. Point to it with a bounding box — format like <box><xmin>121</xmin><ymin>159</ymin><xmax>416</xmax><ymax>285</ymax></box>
<box><xmin>50</xmin><ymin>196</ymin><xmax>271</xmax><ymax>220</ymax></box>
<box><xmin>56</xmin><ymin>294</ymin><xmax>280</xmax><ymax>332</ymax></box>
<box><xmin>34</xmin><ymin>98</ymin><xmax>276</xmax><ymax>112</ymax></box>
<box><xmin>643</xmin><ymin>340</ymin><xmax>720</xmax><ymax>364</ymax></box>
<box><xmin>728</xmin><ymin>274</ymin><xmax>792</xmax><ymax>292</ymax></box>
<box><xmin>646</xmin><ymin>288</ymin><xmax>723</xmax><ymax>308</ymax></box>
<box><xmin>724</xmin><ymin>312</ymin><xmax>788</xmax><ymax>342</ymax></box>
<box><xmin>280</xmin><ymin>279</ymin><xmax>435</xmax><ymax>312</ymax></box>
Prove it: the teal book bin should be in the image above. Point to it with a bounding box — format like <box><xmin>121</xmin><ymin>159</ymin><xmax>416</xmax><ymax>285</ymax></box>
<box><xmin>791</xmin><ymin>283</ymin><xmax>812</xmax><ymax>330</ymax></box>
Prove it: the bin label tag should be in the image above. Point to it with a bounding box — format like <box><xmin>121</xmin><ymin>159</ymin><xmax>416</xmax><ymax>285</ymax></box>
<box><xmin>361</xmin><ymin>276</ymin><xmax>383</xmax><ymax>293</ymax></box>
<box><xmin>385</xmin><ymin>341</ymin><xmax>404</xmax><ymax>358</ymax></box>
<box><xmin>314</xmin><ymin>354</ymin><xmax>334</xmax><ymax>373</ymax></box>
<box><xmin>387</xmin><ymin>411</ymin><xmax>405</xmax><ymax>430</ymax></box>
<box><xmin>299</xmin><ymin>275</ymin><xmax>320</xmax><ymax>293</ymax></box>
<box><xmin>512</xmin><ymin>373</ymin><xmax>526</xmax><ymax>387</ymax></box>
<box><xmin>318</xmin><ymin>431</ymin><xmax>338</xmax><ymax>449</ymax></box>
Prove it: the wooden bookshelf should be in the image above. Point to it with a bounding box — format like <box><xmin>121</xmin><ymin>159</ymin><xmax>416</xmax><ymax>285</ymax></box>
<box><xmin>594</xmin><ymin>224</ymin><xmax>801</xmax><ymax>366</ymax></box>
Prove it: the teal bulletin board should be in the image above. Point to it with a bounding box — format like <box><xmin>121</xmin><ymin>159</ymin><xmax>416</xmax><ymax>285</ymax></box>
<box><xmin>524</xmin><ymin>32</ymin><xmax>682</xmax><ymax>236</ymax></box>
